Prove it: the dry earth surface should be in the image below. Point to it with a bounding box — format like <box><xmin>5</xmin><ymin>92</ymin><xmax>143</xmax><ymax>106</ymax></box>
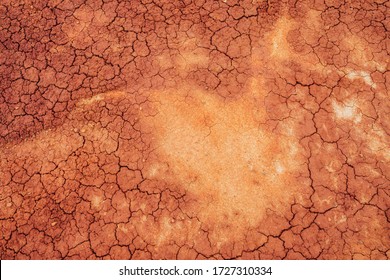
<box><xmin>0</xmin><ymin>0</ymin><xmax>389</xmax><ymax>259</ymax></box>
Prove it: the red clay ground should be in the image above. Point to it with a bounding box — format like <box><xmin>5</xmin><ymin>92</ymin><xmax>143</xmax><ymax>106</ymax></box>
<box><xmin>0</xmin><ymin>0</ymin><xmax>389</xmax><ymax>259</ymax></box>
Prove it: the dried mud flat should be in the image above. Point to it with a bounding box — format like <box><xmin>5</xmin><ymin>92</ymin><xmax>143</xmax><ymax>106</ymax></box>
<box><xmin>0</xmin><ymin>0</ymin><xmax>389</xmax><ymax>260</ymax></box>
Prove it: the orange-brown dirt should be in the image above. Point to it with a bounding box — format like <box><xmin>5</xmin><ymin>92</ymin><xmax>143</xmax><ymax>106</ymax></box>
<box><xmin>0</xmin><ymin>0</ymin><xmax>389</xmax><ymax>260</ymax></box>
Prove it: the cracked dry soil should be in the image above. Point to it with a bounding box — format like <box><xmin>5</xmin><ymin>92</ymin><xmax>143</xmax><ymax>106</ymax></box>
<box><xmin>0</xmin><ymin>0</ymin><xmax>389</xmax><ymax>260</ymax></box>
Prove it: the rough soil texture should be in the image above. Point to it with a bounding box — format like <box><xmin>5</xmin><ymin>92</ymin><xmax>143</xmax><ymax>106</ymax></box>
<box><xmin>0</xmin><ymin>0</ymin><xmax>389</xmax><ymax>260</ymax></box>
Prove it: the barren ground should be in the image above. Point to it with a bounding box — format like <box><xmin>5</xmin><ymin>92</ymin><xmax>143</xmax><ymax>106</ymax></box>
<box><xmin>0</xmin><ymin>0</ymin><xmax>389</xmax><ymax>259</ymax></box>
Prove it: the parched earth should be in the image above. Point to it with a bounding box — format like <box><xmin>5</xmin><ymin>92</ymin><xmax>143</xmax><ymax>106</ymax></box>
<box><xmin>0</xmin><ymin>0</ymin><xmax>389</xmax><ymax>260</ymax></box>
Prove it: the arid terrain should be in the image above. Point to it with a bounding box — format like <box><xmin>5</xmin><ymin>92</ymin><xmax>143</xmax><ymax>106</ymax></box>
<box><xmin>0</xmin><ymin>0</ymin><xmax>389</xmax><ymax>259</ymax></box>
